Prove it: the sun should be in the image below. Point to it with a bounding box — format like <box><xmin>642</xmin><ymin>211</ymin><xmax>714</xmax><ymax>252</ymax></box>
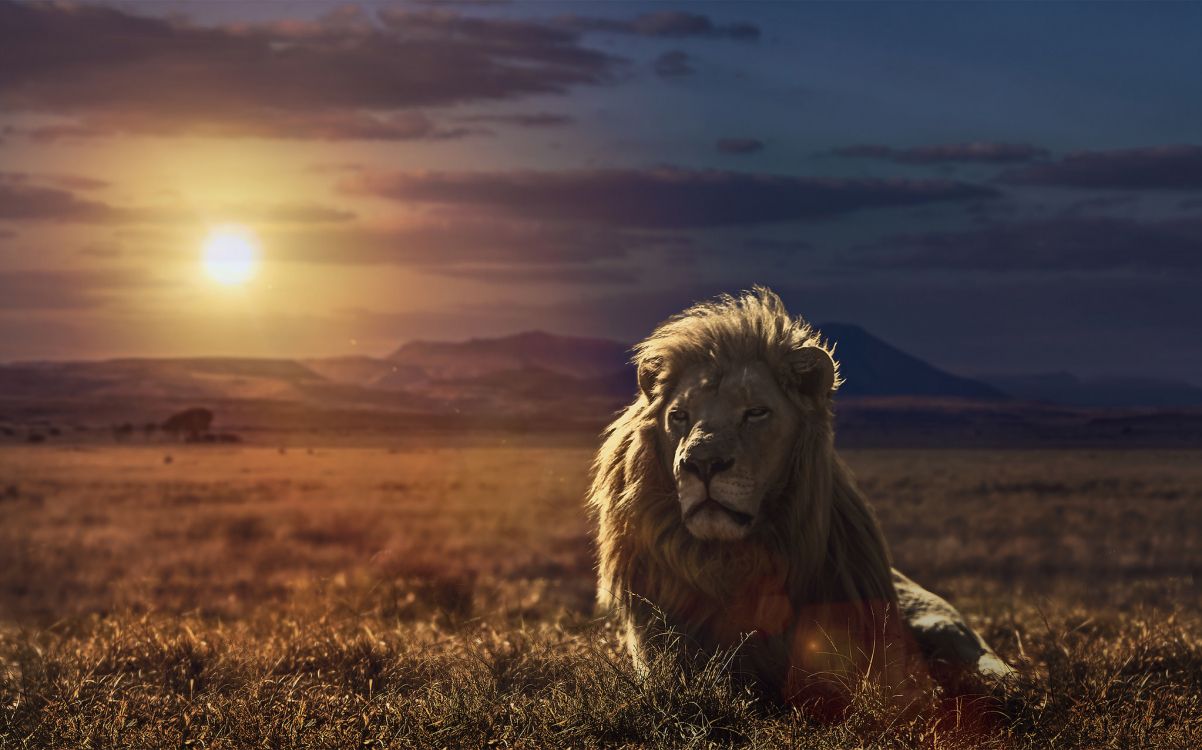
<box><xmin>202</xmin><ymin>225</ymin><xmax>260</xmax><ymax>285</ymax></box>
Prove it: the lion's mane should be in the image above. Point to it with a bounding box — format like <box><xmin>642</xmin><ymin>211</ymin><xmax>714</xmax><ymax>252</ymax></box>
<box><xmin>588</xmin><ymin>288</ymin><xmax>901</xmax><ymax>698</ymax></box>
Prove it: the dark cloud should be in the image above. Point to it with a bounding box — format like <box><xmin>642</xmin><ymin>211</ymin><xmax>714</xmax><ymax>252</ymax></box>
<box><xmin>0</xmin><ymin>269</ymin><xmax>167</xmax><ymax>310</ymax></box>
<box><xmin>833</xmin><ymin>142</ymin><xmax>1049</xmax><ymax>164</ymax></box>
<box><xmin>716</xmin><ymin>137</ymin><xmax>765</xmax><ymax>155</ymax></box>
<box><xmin>428</xmin><ymin>264</ymin><xmax>638</xmax><ymax>285</ymax></box>
<box><xmin>560</xmin><ymin>11</ymin><xmax>760</xmax><ymax>40</ymax></box>
<box><xmin>1058</xmin><ymin>194</ymin><xmax>1140</xmax><ymax>216</ymax></box>
<box><xmin>342</xmin><ymin>168</ymin><xmax>998</xmax><ymax>228</ymax></box>
<box><xmin>0</xmin><ymin>171</ymin><xmax>109</xmax><ymax>190</ymax></box>
<box><xmin>0</xmin><ymin>175</ymin><xmax>118</xmax><ymax>222</ymax></box>
<box><xmin>411</xmin><ymin>1</ymin><xmax>512</xmax><ymax>6</ymax></box>
<box><xmin>653</xmin><ymin>50</ymin><xmax>694</xmax><ymax>78</ymax></box>
<box><xmin>999</xmin><ymin>145</ymin><xmax>1202</xmax><ymax>189</ymax></box>
<box><xmin>852</xmin><ymin>216</ymin><xmax>1202</xmax><ymax>273</ymax></box>
<box><xmin>266</xmin><ymin>219</ymin><xmax>676</xmax><ymax>267</ymax></box>
<box><xmin>0</xmin><ymin>1</ymin><xmax>616</xmax><ymax>140</ymax></box>
<box><xmin>742</xmin><ymin>238</ymin><xmax>814</xmax><ymax>254</ymax></box>
<box><xmin>453</xmin><ymin>112</ymin><xmax>574</xmax><ymax>128</ymax></box>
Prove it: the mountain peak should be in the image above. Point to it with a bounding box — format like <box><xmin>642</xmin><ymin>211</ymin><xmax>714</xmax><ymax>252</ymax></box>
<box><xmin>816</xmin><ymin>322</ymin><xmax>1007</xmax><ymax>401</ymax></box>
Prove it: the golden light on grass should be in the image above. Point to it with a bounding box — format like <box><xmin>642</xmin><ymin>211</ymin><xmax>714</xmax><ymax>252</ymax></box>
<box><xmin>202</xmin><ymin>225</ymin><xmax>260</xmax><ymax>285</ymax></box>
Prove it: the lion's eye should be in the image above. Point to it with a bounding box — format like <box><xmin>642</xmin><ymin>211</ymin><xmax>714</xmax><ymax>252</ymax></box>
<box><xmin>668</xmin><ymin>409</ymin><xmax>689</xmax><ymax>425</ymax></box>
<box><xmin>744</xmin><ymin>407</ymin><xmax>771</xmax><ymax>421</ymax></box>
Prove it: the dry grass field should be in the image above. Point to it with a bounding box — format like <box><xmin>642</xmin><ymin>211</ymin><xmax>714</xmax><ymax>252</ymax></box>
<box><xmin>2</xmin><ymin>441</ymin><xmax>1200</xmax><ymax>748</ymax></box>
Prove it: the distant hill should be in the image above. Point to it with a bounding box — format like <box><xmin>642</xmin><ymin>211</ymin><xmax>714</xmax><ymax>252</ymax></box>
<box><xmin>985</xmin><ymin>372</ymin><xmax>1202</xmax><ymax>408</ymax></box>
<box><xmin>385</xmin><ymin>325</ymin><xmax>1007</xmax><ymax>402</ymax></box>
<box><xmin>4</xmin><ymin>329</ymin><xmax>1202</xmax><ymax>447</ymax></box>
<box><xmin>0</xmin><ymin>358</ymin><xmax>328</xmax><ymax>401</ymax></box>
<box><xmin>0</xmin><ymin>327</ymin><xmax>1007</xmax><ymax>411</ymax></box>
<box><xmin>817</xmin><ymin>323</ymin><xmax>1008</xmax><ymax>401</ymax></box>
<box><xmin>301</xmin><ymin>356</ymin><xmax>427</xmax><ymax>391</ymax></box>
<box><xmin>388</xmin><ymin>330</ymin><xmax>630</xmax><ymax>381</ymax></box>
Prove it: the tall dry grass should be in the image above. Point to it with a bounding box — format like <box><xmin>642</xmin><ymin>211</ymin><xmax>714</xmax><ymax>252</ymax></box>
<box><xmin>2</xmin><ymin>443</ymin><xmax>1200</xmax><ymax>747</ymax></box>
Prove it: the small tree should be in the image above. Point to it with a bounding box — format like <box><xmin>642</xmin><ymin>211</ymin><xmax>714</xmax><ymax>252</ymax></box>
<box><xmin>162</xmin><ymin>408</ymin><xmax>214</xmax><ymax>441</ymax></box>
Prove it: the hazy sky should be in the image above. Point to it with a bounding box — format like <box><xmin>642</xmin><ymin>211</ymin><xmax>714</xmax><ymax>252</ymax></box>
<box><xmin>1</xmin><ymin>0</ymin><xmax>1200</xmax><ymax>382</ymax></box>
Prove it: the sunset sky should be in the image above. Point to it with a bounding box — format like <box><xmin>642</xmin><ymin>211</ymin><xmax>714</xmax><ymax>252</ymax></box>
<box><xmin>2</xmin><ymin>0</ymin><xmax>1200</xmax><ymax>382</ymax></box>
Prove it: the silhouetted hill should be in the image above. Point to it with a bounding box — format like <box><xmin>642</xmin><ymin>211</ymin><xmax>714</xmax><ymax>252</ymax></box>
<box><xmin>0</xmin><ymin>327</ymin><xmax>1005</xmax><ymax>410</ymax></box>
<box><xmin>985</xmin><ymin>372</ymin><xmax>1202</xmax><ymax>408</ymax></box>
<box><xmin>389</xmin><ymin>326</ymin><xmax>1008</xmax><ymax>402</ymax></box>
<box><xmin>6</xmin><ymin>329</ymin><xmax>1202</xmax><ymax>447</ymax></box>
<box><xmin>817</xmin><ymin>323</ymin><xmax>1008</xmax><ymax>401</ymax></box>
<box><xmin>302</xmin><ymin>356</ymin><xmax>427</xmax><ymax>391</ymax></box>
<box><xmin>388</xmin><ymin>330</ymin><xmax>630</xmax><ymax>381</ymax></box>
<box><xmin>301</xmin><ymin>355</ymin><xmax>394</xmax><ymax>387</ymax></box>
<box><xmin>0</xmin><ymin>358</ymin><xmax>327</xmax><ymax>401</ymax></box>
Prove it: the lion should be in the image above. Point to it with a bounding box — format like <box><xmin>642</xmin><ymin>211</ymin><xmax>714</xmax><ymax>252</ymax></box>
<box><xmin>588</xmin><ymin>287</ymin><xmax>1013</xmax><ymax>712</ymax></box>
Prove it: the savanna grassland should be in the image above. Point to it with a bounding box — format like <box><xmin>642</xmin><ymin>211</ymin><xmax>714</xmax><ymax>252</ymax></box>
<box><xmin>1</xmin><ymin>441</ymin><xmax>1200</xmax><ymax>748</ymax></box>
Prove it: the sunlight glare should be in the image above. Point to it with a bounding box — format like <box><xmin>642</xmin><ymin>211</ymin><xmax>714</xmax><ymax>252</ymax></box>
<box><xmin>202</xmin><ymin>225</ymin><xmax>260</xmax><ymax>286</ymax></box>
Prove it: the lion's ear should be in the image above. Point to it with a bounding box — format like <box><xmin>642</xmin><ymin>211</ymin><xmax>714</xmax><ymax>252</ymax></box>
<box><xmin>636</xmin><ymin>355</ymin><xmax>663</xmax><ymax>400</ymax></box>
<box><xmin>787</xmin><ymin>346</ymin><xmax>836</xmax><ymax>399</ymax></box>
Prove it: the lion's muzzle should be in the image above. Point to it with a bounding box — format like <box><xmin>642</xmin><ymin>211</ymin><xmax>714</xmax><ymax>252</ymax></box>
<box><xmin>675</xmin><ymin>444</ymin><xmax>760</xmax><ymax>540</ymax></box>
<box><xmin>685</xmin><ymin>497</ymin><xmax>754</xmax><ymax>526</ymax></box>
<box><xmin>680</xmin><ymin>455</ymin><xmax>735</xmax><ymax>483</ymax></box>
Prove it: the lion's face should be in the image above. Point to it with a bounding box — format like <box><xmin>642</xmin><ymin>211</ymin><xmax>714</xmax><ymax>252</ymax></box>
<box><xmin>656</xmin><ymin>360</ymin><xmax>802</xmax><ymax>541</ymax></box>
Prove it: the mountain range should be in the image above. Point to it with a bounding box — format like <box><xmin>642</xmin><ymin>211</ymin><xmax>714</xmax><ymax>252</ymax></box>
<box><xmin>2</xmin><ymin>326</ymin><xmax>1199</xmax><ymax>428</ymax></box>
<box><xmin>984</xmin><ymin>372</ymin><xmax>1202</xmax><ymax>408</ymax></box>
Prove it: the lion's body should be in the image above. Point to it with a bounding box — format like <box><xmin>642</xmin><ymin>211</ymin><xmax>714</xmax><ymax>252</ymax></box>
<box><xmin>588</xmin><ymin>288</ymin><xmax>1013</xmax><ymax>707</ymax></box>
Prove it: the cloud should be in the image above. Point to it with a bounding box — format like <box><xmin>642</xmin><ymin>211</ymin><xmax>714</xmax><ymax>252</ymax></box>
<box><xmin>1058</xmin><ymin>194</ymin><xmax>1139</xmax><ymax>216</ymax></box>
<box><xmin>78</xmin><ymin>241</ymin><xmax>123</xmax><ymax>260</ymax></box>
<box><xmin>306</xmin><ymin>162</ymin><xmax>369</xmax><ymax>175</ymax></box>
<box><xmin>23</xmin><ymin>111</ymin><xmax>478</xmax><ymax>142</ymax></box>
<box><xmin>998</xmin><ymin>145</ymin><xmax>1202</xmax><ymax>189</ymax></box>
<box><xmin>0</xmin><ymin>1</ymin><xmax>616</xmax><ymax>140</ymax></box>
<box><xmin>560</xmin><ymin>11</ymin><xmax>760</xmax><ymax>40</ymax></box>
<box><xmin>654</xmin><ymin>50</ymin><xmax>699</xmax><ymax>78</ymax></box>
<box><xmin>0</xmin><ymin>171</ymin><xmax>109</xmax><ymax>190</ymax></box>
<box><xmin>0</xmin><ymin>268</ymin><xmax>168</xmax><ymax>310</ymax></box>
<box><xmin>453</xmin><ymin>112</ymin><xmax>574</xmax><ymax>128</ymax></box>
<box><xmin>716</xmin><ymin>137</ymin><xmax>765</xmax><ymax>155</ymax></box>
<box><xmin>411</xmin><ymin>0</ymin><xmax>512</xmax><ymax>6</ymax></box>
<box><xmin>833</xmin><ymin>142</ymin><xmax>1049</xmax><ymax>164</ymax></box>
<box><xmin>742</xmin><ymin>238</ymin><xmax>814</xmax><ymax>254</ymax></box>
<box><xmin>0</xmin><ymin>173</ymin><xmax>356</xmax><ymax>225</ymax></box>
<box><xmin>0</xmin><ymin>174</ymin><xmax>118</xmax><ymax>222</ymax></box>
<box><xmin>851</xmin><ymin>216</ymin><xmax>1202</xmax><ymax>273</ymax></box>
<box><xmin>265</xmin><ymin>218</ymin><xmax>688</xmax><ymax>270</ymax></box>
<box><xmin>428</xmin><ymin>264</ymin><xmax>638</xmax><ymax>285</ymax></box>
<box><xmin>653</xmin><ymin>50</ymin><xmax>695</xmax><ymax>78</ymax></box>
<box><xmin>219</xmin><ymin>203</ymin><xmax>357</xmax><ymax>224</ymax></box>
<box><xmin>341</xmin><ymin>168</ymin><xmax>998</xmax><ymax>228</ymax></box>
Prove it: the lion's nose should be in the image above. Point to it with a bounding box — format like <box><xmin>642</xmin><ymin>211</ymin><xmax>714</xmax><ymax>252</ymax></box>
<box><xmin>681</xmin><ymin>456</ymin><xmax>735</xmax><ymax>484</ymax></box>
